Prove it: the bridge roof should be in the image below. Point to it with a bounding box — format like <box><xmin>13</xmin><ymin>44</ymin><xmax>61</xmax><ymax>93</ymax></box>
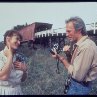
<box><xmin>32</xmin><ymin>22</ymin><xmax>53</xmax><ymax>32</ymax></box>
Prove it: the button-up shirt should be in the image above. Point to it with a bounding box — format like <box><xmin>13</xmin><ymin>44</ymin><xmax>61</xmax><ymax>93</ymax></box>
<box><xmin>68</xmin><ymin>35</ymin><xmax>97</xmax><ymax>82</ymax></box>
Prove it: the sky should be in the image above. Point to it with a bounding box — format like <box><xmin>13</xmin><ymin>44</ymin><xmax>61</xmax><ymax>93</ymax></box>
<box><xmin>0</xmin><ymin>2</ymin><xmax>97</xmax><ymax>42</ymax></box>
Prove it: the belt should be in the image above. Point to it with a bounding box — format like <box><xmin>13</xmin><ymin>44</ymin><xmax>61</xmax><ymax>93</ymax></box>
<box><xmin>0</xmin><ymin>81</ymin><xmax>20</xmax><ymax>88</ymax></box>
<box><xmin>71</xmin><ymin>77</ymin><xmax>91</xmax><ymax>87</ymax></box>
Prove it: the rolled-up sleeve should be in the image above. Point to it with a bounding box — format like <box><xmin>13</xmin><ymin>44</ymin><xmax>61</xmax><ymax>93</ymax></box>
<box><xmin>68</xmin><ymin>65</ymin><xmax>74</xmax><ymax>74</ymax></box>
<box><xmin>69</xmin><ymin>46</ymin><xmax>94</xmax><ymax>81</ymax></box>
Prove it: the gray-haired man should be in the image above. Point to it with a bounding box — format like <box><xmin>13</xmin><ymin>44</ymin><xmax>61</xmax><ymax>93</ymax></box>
<box><xmin>51</xmin><ymin>16</ymin><xmax>97</xmax><ymax>95</ymax></box>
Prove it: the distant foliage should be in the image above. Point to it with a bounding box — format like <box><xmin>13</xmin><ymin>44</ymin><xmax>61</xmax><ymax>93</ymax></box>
<box><xmin>13</xmin><ymin>22</ymin><xmax>28</xmax><ymax>31</ymax></box>
<box><xmin>0</xmin><ymin>42</ymin><xmax>4</xmax><ymax>51</ymax></box>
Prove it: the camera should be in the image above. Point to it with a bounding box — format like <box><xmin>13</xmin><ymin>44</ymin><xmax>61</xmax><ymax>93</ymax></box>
<box><xmin>49</xmin><ymin>43</ymin><xmax>62</xmax><ymax>55</ymax></box>
<box><xmin>16</xmin><ymin>56</ymin><xmax>22</xmax><ymax>62</ymax></box>
<box><xmin>49</xmin><ymin>49</ymin><xmax>55</xmax><ymax>55</ymax></box>
<box><xmin>15</xmin><ymin>53</ymin><xmax>27</xmax><ymax>63</ymax></box>
<box><xmin>49</xmin><ymin>43</ymin><xmax>63</xmax><ymax>74</ymax></box>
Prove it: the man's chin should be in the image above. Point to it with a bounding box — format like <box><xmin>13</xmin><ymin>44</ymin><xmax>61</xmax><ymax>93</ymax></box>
<box><xmin>69</xmin><ymin>39</ymin><xmax>73</xmax><ymax>42</ymax></box>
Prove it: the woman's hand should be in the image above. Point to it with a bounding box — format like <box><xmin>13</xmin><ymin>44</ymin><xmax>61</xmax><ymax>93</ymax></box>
<box><xmin>4</xmin><ymin>37</ymin><xmax>13</xmax><ymax>58</ymax></box>
<box><xmin>13</xmin><ymin>61</ymin><xmax>27</xmax><ymax>72</ymax></box>
<box><xmin>14</xmin><ymin>61</ymin><xmax>27</xmax><ymax>82</ymax></box>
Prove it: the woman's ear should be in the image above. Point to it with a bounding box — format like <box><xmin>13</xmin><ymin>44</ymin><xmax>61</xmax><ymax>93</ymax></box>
<box><xmin>6</xmin><ymin>36</ymin><xmax>11</xmax><ymax>48</ymax></box>
<box><xmin>6</xmin><ymin>36</ymin><xmax>10</xmax><ymax>42</ymax></box>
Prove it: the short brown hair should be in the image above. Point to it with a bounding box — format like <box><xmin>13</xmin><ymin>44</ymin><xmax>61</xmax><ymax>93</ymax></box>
<box><xmin>4</xmin><ymin>29</ymin><xmax>22</xmax><ymax>45</ymax></box>
<box><xmin>65</xmin><ymin>16</ymin><xmax>87</xmax><ymax>35</ymax></box>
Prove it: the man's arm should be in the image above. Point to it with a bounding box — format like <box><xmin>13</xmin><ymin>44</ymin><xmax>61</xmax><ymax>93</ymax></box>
<box><xmin>64</xmin><ymin>51</ymin><xmax>72</xmax><ymax>62</ymax></box>
<box><xmin>52</xmin><ymin>53</ymin><xmax>73</xmax><ymax>75</ymax></box>
<box><xmin>63</xmin><ymin>45</ymin><xmax>72</xmax><ymax>62</ymax></box>
<box><xmin>57</xmin><ymin>54</ymin><xmax>70</xmax><ymax>70</ymax></box>
<box><xmin>71</xmin><ymin>46</ymin><xmax>94</xmax><ymax>81</ymax></box>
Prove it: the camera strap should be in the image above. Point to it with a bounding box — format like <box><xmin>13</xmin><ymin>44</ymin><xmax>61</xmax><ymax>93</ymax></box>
<box><xmin>56</xmin><ymin>58</ymin><xmax>60</xmax><ymax>74</ymax></box>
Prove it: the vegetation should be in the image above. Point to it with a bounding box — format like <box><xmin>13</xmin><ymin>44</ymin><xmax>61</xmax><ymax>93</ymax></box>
<box><xmin>0</xmin><ymin>39</ymin><xmax>97</xmax><ymax>95</ymax></box>
<box><xmin>12</xmin><ymin>23</ymin><xmax>28</xmax><ymax>31</ymax></box>
<box><xmin>18</xmin><ymin>44</ymin><xmax>97</xmax><ymax>95</ymax></box>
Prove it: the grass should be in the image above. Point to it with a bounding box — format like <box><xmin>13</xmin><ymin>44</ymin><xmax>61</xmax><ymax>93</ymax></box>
<box><xmin>19</xmin><ymin>44</ymin><xmax>68</xmax><ymax>95</ymax></box>
<box><xmin>19</xmin><ymin>44</ymin><xmax>97</xmax><ymax>95</ymax></box>
<box><xmin>0</xmin><ymin>42</ymin><xmax>97</xmax><ymax>95</ymax></box>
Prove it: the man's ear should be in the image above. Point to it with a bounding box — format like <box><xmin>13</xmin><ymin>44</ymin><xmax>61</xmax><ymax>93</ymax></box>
<box><xmin>78</xmin><ymin>29</ymin><xmax>81</xmax><ymax>34</ymax></box>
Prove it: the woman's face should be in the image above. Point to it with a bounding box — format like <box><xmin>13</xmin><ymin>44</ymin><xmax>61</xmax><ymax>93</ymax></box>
<box><xmin>6</xmin><ymin>34</ymin><xmax>21</xmax><ymax>50</ymax></box>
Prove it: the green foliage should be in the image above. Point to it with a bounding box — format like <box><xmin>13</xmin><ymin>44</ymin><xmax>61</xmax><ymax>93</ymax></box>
<box><xmin>0</xmin><ymin>39</ymin><xmax>97</xmax><ymax>95</ymax></box>
<box><xmin>19</xmin><ymin>44</ymin><xmax>97</xmax><ymax>95</ymax></box>
<box><xmin>13</xmin><ymin>22</ymin><xmax>28</xmax><ymax>31</ymax></box>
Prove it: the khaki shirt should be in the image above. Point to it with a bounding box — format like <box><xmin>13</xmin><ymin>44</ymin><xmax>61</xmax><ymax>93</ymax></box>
<box><xmin>68</xmin><ymin>36</ymin><xmax>97</xmax><ymax>82</ymax></box>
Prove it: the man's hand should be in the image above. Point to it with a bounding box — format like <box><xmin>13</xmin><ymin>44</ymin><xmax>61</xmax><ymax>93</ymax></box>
<box><xmin>51</xmin><ymin>48</ymin><xmax>58</xmax><ymax>59</ymax></box>
<box><xmin>13</xmin><ymin>61</ymin><xmax>27</xmax><ymax>72</ymax></box>
<box><xmin>63</xmin><ymin>45</ymin><xmax>70</xmax><ymax>52</ymax></box>
<box><xmin>50</xmin><ymin>46</ymin><xmax>70</xmax><ymax>70</ymax></box>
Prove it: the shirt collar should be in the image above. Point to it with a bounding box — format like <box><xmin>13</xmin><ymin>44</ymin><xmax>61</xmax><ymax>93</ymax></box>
<box><xmin>76</xmin><ymin>35</ymin><xmax>89</xmax><ymax>46</ymax></box>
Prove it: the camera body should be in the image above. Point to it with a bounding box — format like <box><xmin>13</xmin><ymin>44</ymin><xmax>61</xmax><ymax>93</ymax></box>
<box><xmin>15</xmin><ymin>53</ymin><xmax>27</xmax><ymax>64</ymax></box>
<box><xmin>49</xmin><ymin>43</ymin><xmax>62</xmax><ymax>55</ymax></box>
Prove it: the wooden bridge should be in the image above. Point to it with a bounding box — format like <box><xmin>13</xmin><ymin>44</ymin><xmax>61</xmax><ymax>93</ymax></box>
<box><xmin>35</xmin><ymin>28</ymin><xmax>66</xmax><ymax>38</ymax></box>
<box><xmin>18</xmin><ymin>22</ymin><xmax>97</xmax><ymax>49</ymax></box>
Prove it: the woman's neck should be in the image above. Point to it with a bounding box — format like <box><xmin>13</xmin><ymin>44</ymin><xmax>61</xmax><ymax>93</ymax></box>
<box><xmin>3</xmin><ymin>46</ymin><xmax>15</xmax><ymax>57</ymax></box>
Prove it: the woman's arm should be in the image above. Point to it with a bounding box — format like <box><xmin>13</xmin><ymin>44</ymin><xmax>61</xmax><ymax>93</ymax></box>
<box><xmin>0</xmin><ymin>56</ymin><xmax>13</xmax><ymax>80</ymax></box>
<box><xmin>0</xmin><ymin>42</ymin><xmax>13</xmax><ymax>81</ymax></box>
<box><xmin>14</xmin><ymin>61</ymin><xmax>27</xmax><ymax>82</ymax></box>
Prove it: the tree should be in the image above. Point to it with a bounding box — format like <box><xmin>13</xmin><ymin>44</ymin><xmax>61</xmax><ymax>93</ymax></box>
<box><xmin>13</xmin><ymin>22</ymin><xmax>28</xmax><ymax>31</ymax></box>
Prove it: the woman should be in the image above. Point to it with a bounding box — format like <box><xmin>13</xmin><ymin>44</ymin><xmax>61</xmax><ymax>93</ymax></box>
<box><xmin>0</xmin><ymin>30</ymin><xmax>27</xmax><ymax>95</ymax></box>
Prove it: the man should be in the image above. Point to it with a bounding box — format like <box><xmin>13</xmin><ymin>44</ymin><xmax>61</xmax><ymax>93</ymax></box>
<box><xmin>51</xmin><ymin>16</ymin><xmax>97</xmax><ymax>95</ymax></box>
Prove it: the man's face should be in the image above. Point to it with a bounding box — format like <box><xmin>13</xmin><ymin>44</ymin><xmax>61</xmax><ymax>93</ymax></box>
<box><xmin>66</xmin><ymin>22</ymin><xmax>78</xmax><ymax>42</ymax></box>
<box><xmin>7</xmin><ymin>34</ymin><xmax>21</xmax><ymax>50</ymax></box>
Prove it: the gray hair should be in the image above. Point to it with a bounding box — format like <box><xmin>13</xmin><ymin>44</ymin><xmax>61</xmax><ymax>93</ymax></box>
<box><xmin>65</xmin><ymin>16</ymin><xmax>87</xmax><ymax>35</ymax></box>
